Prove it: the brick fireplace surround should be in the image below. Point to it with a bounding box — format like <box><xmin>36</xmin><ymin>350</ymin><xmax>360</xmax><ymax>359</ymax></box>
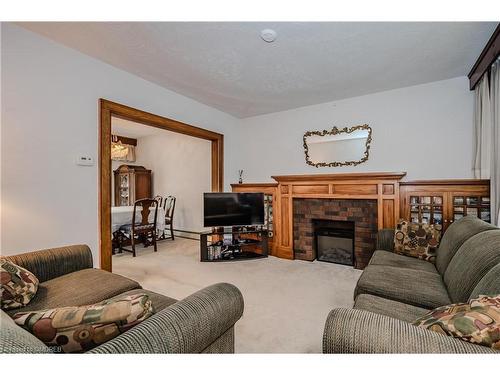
<box><xmin>233</xmin><ymin>172</ymin><xmax>406</xmax><ymax>268</ymax></box>
<box><xmin>293</xmin><ymin>199</ymin><xmax>378</xmax><ymax>269</ymax></box>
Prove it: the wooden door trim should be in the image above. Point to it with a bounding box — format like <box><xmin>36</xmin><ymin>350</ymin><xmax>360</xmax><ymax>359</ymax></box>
<box><xmin>99</xmin><ymin>99</ymin><xmax>224</xmax><ymax>272</ymax></box>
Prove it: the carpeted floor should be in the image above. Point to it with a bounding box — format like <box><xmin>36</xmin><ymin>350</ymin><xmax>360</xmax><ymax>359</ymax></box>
<box><xmin>112</xmin><ymin>238</ymin><xmax>362</xmax><ymax>353</ymax></box>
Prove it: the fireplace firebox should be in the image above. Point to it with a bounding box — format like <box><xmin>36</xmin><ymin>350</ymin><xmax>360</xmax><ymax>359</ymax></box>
<box><xmin>312</xmin><ymin>219</ymin><xmax>355</xmax><ymax>266</ymax></box>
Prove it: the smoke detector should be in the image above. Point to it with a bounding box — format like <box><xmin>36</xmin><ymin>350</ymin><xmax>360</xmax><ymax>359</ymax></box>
<box><xmin>260</xmin><ymin>29</ymin><xmax>277</xmax><ymax>43</ymax></box>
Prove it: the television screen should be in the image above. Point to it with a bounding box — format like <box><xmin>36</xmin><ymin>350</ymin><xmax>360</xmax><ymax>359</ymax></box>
<box><xmin>204</xmin><ymin>192</ymin><xmax>264</xmax><ymax>227</ymax></box>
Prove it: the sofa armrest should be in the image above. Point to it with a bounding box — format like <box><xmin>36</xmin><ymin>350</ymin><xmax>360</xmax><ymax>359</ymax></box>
<box><xmin>3</xmin><ymin>244</ymin><xmax>93</xmax><ymax>283</ymax></box>
<box><xmin>323</xmin><ymin>308</ymin><xmax>498</xmax><ymax>354</ymax></box>
<box><xmin>376</xmin><ymin>229</ymin><xmax>395</xmax><ymax>252</ymax></box>
<box><xmin>88</xmin><ymin>283</ymin><xmax>244</xmax><ymax>354</ymax></box>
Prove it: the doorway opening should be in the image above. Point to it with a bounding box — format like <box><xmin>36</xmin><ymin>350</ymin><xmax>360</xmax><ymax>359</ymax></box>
<box><xmin>99</xmin><ymin>99</ymin><xmax>223</xmax><ymax>272</ymax></box>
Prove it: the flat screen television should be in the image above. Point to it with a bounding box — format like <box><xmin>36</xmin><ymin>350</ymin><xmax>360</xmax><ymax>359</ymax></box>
<box><xmin>203</xmin><ymin>192</ymin><xmax>264</xmax><ymax>227</ymax></box>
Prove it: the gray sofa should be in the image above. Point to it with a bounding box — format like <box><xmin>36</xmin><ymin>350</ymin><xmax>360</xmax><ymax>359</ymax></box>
<box><xmin>323</xmin><ymin>216</ymin><xmax>500</xmax><ymax>353</ymax></box>
<box><xmin>0</xmin><ymin>245</ymin><xmax>244</xmax><ymax>353</ymax></box>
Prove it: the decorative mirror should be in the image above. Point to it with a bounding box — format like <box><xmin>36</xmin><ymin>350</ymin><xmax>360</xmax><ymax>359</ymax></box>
<box><xmin>303</xmin><ymin>124</ymin><xmax>372</xmax><ymax>168</ymax></box>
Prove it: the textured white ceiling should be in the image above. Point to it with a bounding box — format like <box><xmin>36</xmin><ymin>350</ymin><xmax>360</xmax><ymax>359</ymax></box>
<box><xmin>18</xmin><ymin>22</ymin><xmax>497</xmax><ymax>118</ymax></box>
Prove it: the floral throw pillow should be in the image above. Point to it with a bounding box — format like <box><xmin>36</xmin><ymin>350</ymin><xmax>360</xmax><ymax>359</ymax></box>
<box><xmin>13</xmin><ymin>293</ymin><xmax>154</xmax><ymax>353</ymax></box>
<box><xmin>413</xmin><ymin>295</ymin><xmax>500</xmax><ymax>349</ymax></box>
<box><xmin>393</xmin><ymin>220</ymin><xmax>442</xmax><ymax>262</ymax></box>
<box><xmin>0</xmin><ymin>258</ymin><xmax>39</xmax><ymax>310</ymax></box>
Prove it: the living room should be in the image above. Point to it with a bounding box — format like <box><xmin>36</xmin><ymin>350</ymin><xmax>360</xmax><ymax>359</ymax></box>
<box><xmin>1</xmin><ymin>1</ymin><xmax>499</xmax><ymax>373</ymax></box>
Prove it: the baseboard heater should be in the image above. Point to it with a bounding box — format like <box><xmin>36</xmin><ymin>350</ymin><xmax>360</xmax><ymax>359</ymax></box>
<box><xmin>172</xmin><ymin>229</ymin><xmax>201</xmax><ymax>240</ymax></box>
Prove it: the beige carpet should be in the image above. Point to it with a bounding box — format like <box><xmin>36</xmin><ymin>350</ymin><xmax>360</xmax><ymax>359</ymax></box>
<box><xmin>112</xmin><ymin>238</ymin><xmax>362</xmax><ymax>353</ymax></box>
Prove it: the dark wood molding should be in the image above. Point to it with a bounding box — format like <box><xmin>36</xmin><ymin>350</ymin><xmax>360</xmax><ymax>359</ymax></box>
<box><xmin>111</xmin><ymin>134</ymin><xmax>137</xmax><ymax>146</ymax></box>
<box><xmin>468</xmin><ymin>23</ymin><xmax>500</xmax><ymax>90</ymax></box>
<box><xmin>99</xmin><ymin>99</ymin><xmax>224</xmax><ymax>272</ymax></box>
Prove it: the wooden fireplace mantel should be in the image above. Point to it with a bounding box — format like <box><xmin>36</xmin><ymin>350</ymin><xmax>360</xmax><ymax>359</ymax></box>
<box><xmin>271</xmin><ymin>172</ymin><xmax>407</xmax><ymax>260</ymax></box>
<box><xmin>271</xmin><ymin>172</ymin><xmax>407</xmax><ymax>182</ymax></box>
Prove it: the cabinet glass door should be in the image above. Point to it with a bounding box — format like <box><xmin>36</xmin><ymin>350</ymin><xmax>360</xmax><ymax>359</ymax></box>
<box><xmin>452</xmin><ymin>194</ymin><xmax>490</xmax><ymax>223</ymax></box>
<box><xmin>408</xmin><ymin>195</ymin><xmax>444</xmax><ymax>225</ymax></box>
<box><xmin>119</xmin><ymin>174</ymin><xmax>130</xmax><ymax>206</ymax></box>
<box><xmin>264</xmin><ymin>194</ymin><xmax>274</xmax><ymax>237</ymax></box>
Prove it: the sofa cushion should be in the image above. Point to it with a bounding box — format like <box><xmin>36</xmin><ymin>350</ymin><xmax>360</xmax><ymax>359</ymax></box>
<box><xmin>1</xmin><ymin>259</ymin><xmax>39</xmax><ymax>310</ymax></box>
<box><xmin>113</xmin><ymin>288</ymin><xmax>177</xmax><ymax>312</ymax></box>
<box><xmin>13</xmin><ymin>293</ymin><xmax>154</xmax><ymax>353</ymax></box>
<box><xmin>5</xmin><ymin>268</ymin><xmax>141</xmax><ymax>316</ymax></box>
<box><xmin>469</xmin><ymin>263</ymin><xmax>500</xmax><ymax>300</ymax></box>
<box><xmin>444</xmin><ymin>230</ymin><xmax>500</xmax><ymax>303</ymax></box>
<box><xmin>435</xmin><ymin>216</ymin><xmax>498</xmax><ymax>275</ymax></box>
<box><xmin>0</xmin><ymin>310</ymin><xmax>51</xmax><ymax>353</ymax></box>
<box><xmin>354</xmin><ymin>293</ymin><xmax>430</xmax><ymax>322</ymax></box>
<box><xmin>413</xmin><ymin>294</ymin><xmax>500</xmax><ymax>350</ymax></box>
<box><xmin>369</xmin><ymin>250</ymin><xmax>438</xmax><ymax>273</ymax></box>
<box><xmin>355</xmin><ymin>265</ymin><xmax>451</xmax><ymax>309</ymax></box>
<box><xmin>393</xmin><ymin>220</ymin><xmax>441</xmax><ymax>262</ymax></box>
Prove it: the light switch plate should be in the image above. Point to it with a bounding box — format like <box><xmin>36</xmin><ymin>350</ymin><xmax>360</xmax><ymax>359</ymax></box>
<box><xmin>76</xmin><ymin>155</ymin><xmax>95</xmax><ymax>166</ymax></box>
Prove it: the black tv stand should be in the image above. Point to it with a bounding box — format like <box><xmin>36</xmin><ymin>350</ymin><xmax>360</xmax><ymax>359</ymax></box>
<box><xmin>200</xmin><ymin>226</ymin><xmax>269</xmax><ymax>262</ymax></box>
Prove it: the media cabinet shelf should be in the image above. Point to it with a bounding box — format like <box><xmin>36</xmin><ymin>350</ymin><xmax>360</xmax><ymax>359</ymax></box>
<box><xmin>200</xmin><ymin>228</ymin><xmax>269</xmax><ymax>262</ymax></box>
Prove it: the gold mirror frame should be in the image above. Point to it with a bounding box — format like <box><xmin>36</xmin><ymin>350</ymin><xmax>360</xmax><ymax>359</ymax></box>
<box><xmin>303</xmin><ymin>124</ymin><xmax>372</xmax><ymax>168</ymax></box>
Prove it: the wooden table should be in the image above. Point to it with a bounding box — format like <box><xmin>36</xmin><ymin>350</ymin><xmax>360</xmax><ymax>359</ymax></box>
<box><xmin>111</xmin><ymin>206</ymin><xmax>165</xmax><ymax>233</ymax></box>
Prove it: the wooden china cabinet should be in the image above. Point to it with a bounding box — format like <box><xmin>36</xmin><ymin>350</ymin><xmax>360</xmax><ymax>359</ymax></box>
<box><xmin>114</xmin><ymin>165</ymin><xmax>152</xmax><ymax>206</ymax></box>
<box><xmin>231</xmin><ymin>183</ymin><xmax>277</xmax><ymax>256</ymax></box>
<box><xmin>399</xmin><ymin>180</ymin><xmax>490</xmax><ymax>231</ymax></box>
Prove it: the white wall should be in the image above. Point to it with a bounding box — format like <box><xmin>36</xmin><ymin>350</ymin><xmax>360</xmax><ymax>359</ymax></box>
<box><xmin>235</xmin><ymin>77</ymin><xmax>474</xmax><ymax>182</ymax></box>
<box><xmin>0</xmin><ymin>23</ymin><xmax>238</xmax><ymax>262</ymax></box>
<box><xmin>135</xmin><ymin>132</ymin><xmax>211</xmax><ymax>233</ymax></box>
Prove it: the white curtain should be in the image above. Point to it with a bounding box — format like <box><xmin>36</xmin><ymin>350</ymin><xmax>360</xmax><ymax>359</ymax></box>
<box><xmin>473</xmin><ymin>75</ymin><xmax>491</xmax><ymax>179</ymax></box>
<box><xmin>473</xmin><ymin>58</ymin><xmax>500</xmax><ymax>226</ymax></box>
<box><xmin>490</xmin><ymin>59</ymin><xmax>500</xmax><ymax>226</ymax></box>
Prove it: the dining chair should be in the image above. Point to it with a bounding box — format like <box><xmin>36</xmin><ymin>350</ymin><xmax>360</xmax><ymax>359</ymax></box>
<box><xmin>162</xmin><ymin>195</ymin><xmax>176</xmax><ymax>240</ymax></box>
<box><xmin>118</xmin><ymin>198</ymin><xmax>159</xmax><ymax>257</ymax></box>
<box><xmin>153</xmin><ymin>195</ymin><xmax>163</xmax><ymax>207</ymax></box>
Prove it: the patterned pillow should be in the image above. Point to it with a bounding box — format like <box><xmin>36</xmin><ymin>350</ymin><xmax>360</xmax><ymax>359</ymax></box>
<box><xmin>413</xmin><ymin>295</ymin><xmax>500</xmax><ymax>349</ymax></box>
<box><xmin>393</xmin><ymin>220</ymin><xmax>442</xmax><ymax>262</ymax></box>
<box><xmin>1</xmin><ymin>258</ymin><xmax>39</xmax><ymax>310</ymax></box>
<box><xmin>12</xmin><ymin>293</ymin><xmax>154</xmax><ymax>353</ymax></box>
